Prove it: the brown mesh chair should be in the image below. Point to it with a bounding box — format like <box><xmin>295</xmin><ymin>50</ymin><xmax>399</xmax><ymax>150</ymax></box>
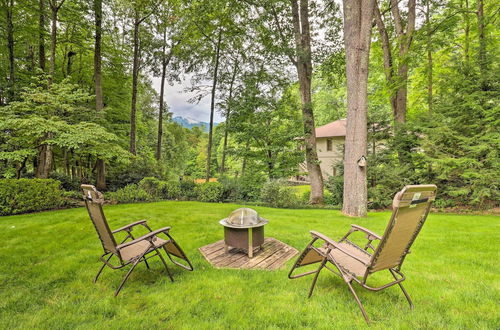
<box><xmin>289</xmin><ymin>185</ymin><xmax>437</xmax><ymax>323</ymax></box>
<box><xmin>81</xmin><ymin>184</ymin><xmax>193</xmax><ymax>296</ymax></box>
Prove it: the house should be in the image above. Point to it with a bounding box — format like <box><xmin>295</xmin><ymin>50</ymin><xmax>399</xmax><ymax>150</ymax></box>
<box><xmin>297</xmin><ymin>119</ymin><xmax>346</xmax><ymax>180</ymax></box>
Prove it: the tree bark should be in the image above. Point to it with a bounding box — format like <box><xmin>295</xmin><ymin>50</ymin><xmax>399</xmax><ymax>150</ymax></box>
<box><xmin>206</xmin><ymin>29</ymin><xmax>222</xmax><ymax>182</ymax></box>
<box><xmin>463</xmin><ymin>0</ymin><xmax>470</xmax><ymax>65</ymax></box>
<box><xmin>291</xmin><ymin>0</ymin><xmax>324</xmax><ymax>204</ymax></box>
<box><xmin>426</xmin><ymin>0</ymin><xmax>433</xmax><ymax>113</ymax></box>
<box><xmin>156</xmin><ymin>28</ymin><xmax>168</xmax><ymax>160</ymax></box>
<box><xmin>36</xmin><ymin>135</ymin><xmax>53</xmax><ymax>179</ymax></box>
<box><xmin>48</xmin><ymin>1</ymin><xmax>65</xmax><ymax>86</ymax></box>
<box><xmin>477</xmin><ymin>0</ymin><xmax>486</xmax><ymax>90</ymax></box>
<box><xmin>341</xmin><ymin>0</ymin><xmax>375</xmax><ymax>217</ymax></box>
<box><xmin>220</xmin><ymin>60</ymin><xmax>238</xmax><ymax>174</ymax></box>
<box><xmin>93</xmin><ymin>0</ymin><xmax>106</xmax><ymax>189</ymax></box>
<box><xmin>39</xmin><ymin>0</ymin><xmax>46</xmax><ymax>71</ymax></box>
<box><xmin>6</xmin><ymin>0</ymin><xmax>15</xmax><ymax>102</ymax></box>
<box><xmin>130</xmin><ymin>14</ymin><xmax>140</xmax><ymax>155</ymax></box>
<box><xmin>374</xmin><ymin>0</ymin><xmax>415</xmax><ymax>124</ymax></box>
<box><xmin>94</xmin><ymin>0</ymin><xmax>103</xmax><ymax>111</ymax></box>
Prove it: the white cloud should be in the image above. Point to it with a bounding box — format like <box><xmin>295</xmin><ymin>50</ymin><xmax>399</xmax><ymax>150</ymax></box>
<box><xmin>150</xmin><ymin>76</ymin><xmax>224</xmax><ymax>123</ymax></box>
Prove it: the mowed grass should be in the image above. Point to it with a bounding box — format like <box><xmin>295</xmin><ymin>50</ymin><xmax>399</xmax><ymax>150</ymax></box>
<box><xmin>0</xmin><ymin>201</ymin><xmax>498</xmax><ymax>329</ymax></box>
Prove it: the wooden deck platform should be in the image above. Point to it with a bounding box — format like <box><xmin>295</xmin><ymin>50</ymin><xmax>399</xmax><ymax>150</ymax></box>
<box><xmin>199</xmin><ymin>238</ymin><xmax>298</xmax><ymax>270</ymax></box>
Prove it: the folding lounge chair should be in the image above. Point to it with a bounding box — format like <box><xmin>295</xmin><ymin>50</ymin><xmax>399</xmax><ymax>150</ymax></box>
<box><xmin>288</xmin><ymin>185</ymin><xmax>437</xmax><ymax>323</ymax></box>
<box><xmin>81</xmin><ymin>184</ymin><xmax>193</xmax><ymax>296</ymax></box>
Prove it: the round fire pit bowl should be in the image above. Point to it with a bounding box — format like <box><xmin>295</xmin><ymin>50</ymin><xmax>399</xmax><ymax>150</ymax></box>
<box><xmin>219</xmin><ymin>208</ymin><xmax>268</xmax><ymax>258</ymax></box>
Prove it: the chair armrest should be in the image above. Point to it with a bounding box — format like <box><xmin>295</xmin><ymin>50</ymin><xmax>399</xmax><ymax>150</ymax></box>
<box><xmin>350</xmin><ymin>224</ymin><xmax>381</xmax><ymax>240</ymax></box>
<box><xmin>112</xmin><ymin>220</ymin><xmax>148</xmax><ymax>234</ymax></box>
<box><xmin>310</xmin><ymin>230</ymin><xmax>369</xmax><ymax>265</ymax></box>
<box><xmin>116</xmin><ymin>226</ymin><xmax>171</xmax><ymax>250</ymax></box>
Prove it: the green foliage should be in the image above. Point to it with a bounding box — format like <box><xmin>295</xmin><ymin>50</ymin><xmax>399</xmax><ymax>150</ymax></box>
<box><xmin>219</xmin><ymin>172</ymin><xmax>266</xmax><ymax>202</ymax></box>
<box><xmin>160</xmin><ymin>181</ymin><xmax>182</xmax><ymax>200</ymax></box>
<box><xmin>0</xmin><ymin>179</ymin><xmax>63</xmax><ymax>215</ymax></box>
<box><xmin>106</xmin><ymin>184</ymin><xmax>154</xmax><ymax>204</ymax></box>
<box><xmin>138</xmin><ymin>177</ymin><xmax>163</xmax><ymax>197</ymax></box>
<box><xmin>324</xmin><ymin>175</ymin><xmax>344</xmax><ymax>206</ymax></box>
<box><xmin>179</xmin><ymin>180</ymin><xmax>197</xmax><ymax>200</ymax></box>
<box><xmin>49</xmin><ymin>172</ymin><xmax>81</xmax><ymax>192</ymax></box>
<box><xmin>260</xmin><ymin>180</ymin><xmax>300</xmax><ymax>208</ymax></box>
<box><xmin>195</xmin><ymin>182</ymin><xmax>224</xmax><ymax>203</ymax></box>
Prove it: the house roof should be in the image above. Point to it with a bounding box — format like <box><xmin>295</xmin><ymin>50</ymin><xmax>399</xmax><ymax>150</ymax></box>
<box><xmin>315</xmin><ymin>119</ymin><xmax>346</xmax><ymax>138</ymax></box>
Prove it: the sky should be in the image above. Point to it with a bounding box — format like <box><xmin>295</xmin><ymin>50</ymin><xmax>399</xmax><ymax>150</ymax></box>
<box><xmin>150</xmin><ymin>76</ymin><xmax>224</xmax><ymax>123</ymax></box>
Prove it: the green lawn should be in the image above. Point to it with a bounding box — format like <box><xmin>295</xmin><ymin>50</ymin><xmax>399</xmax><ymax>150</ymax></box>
<box><xmin>0</xmin><ymin>201</ymin><xmax>498</xmax><ymax>329</ymax></box>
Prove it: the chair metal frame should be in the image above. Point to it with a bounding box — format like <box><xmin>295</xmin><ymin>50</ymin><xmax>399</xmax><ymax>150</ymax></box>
<box><xmin>82</xmin><ymin>185</ymin><xmax>193</xmax><ymax>296</ymax></box>
<box><xmin>288</xmin><ymin>185</ymin><xmax>437</xmax><ymax>323</ymax></box>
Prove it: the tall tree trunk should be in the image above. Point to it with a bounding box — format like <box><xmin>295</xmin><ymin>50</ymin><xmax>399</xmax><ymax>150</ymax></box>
<box><xmin>93</xmin><ymin>0</ymin><xmax>105</xmax><ymax>189</ymax></box>
<box><xmin>241</xmin><ymin>140</ymin><xmax>250</xmax><ymax>177</ymax></box>
<box><xmin>374</xmin><ymin>5</ymin><xmax>397</xmax><ymax>118</ymax></box>
<box><xmin>463</xmin><ymin>0</ymin><xmax>470</xmax><ymax>65</ymax></box>
<box><xmin>130</xmin><ymin>14</ymin><xmax>140</xmax><ymax>155</ymax></box>
<box><xmin>94</xmin><ymin>0</ymin><xmax>103</xmax><ymax>111</ymax></box>
<box><xmin>220</xmin><ymin>60</ymin><xmax>238</xmax><ymax>174</ymax></box>
<box><xmin>341</xmin><ymin>0</ymin><xmax>375</xmax><ymax>217</ymax></box>
<box><xmin>156</xmin><ymin>28</ymin><xmax>168</xmax><ymax>161</ymax></box>
<box><xmin>291</xmin><ymin>0</ymin><xmax>324</xmax><ymax>204</ymax></box>
<box><xmin>6</xmin><ymin>0</ymin><xmax>14</xmax><ymax>102</ymax></box>
<box><xmin>206</xmin><ymin>30</ymin><xmax>222</xmax><ymax>182</ymax></box>
<box><xmin>49</xmin><ymin>2</ymin><xmax>58</xmax><ymax>86</ymax></box>
<box><xmin>36</xmin><ymin>136</ymin><xmax>53</xmax><ymax>178</ymax></box>
<box><xmin>426</xmin><ymin>0</ymin><xmax>433</xmax><ymax>113</ymax></box>
<box><xmin>477</xmin><ymin>0</ymin><xmax>486</xmax><ymax>90</ymax></box>
<box><xmin>39</xmin><ymin>0</ymin><xmax>46</xmax><ymax>71</ymax></box>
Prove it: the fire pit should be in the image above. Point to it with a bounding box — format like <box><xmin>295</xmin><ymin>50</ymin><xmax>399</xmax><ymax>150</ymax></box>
<box><xmin>219</xmin><ymin>208</ymin><xmax>268</xmax><ymax>258</ymax></box>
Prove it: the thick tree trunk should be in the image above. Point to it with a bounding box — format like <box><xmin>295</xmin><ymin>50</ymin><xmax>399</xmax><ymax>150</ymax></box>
<box><xmin>130</xmin><ymin>16</ymin><xmax>140</xmax><ymax>155</ymax></box>
<box><xmin>341</xmin><ymin>0</ymin><xmax>375</xmax><ymax>217</ymax></box>
<box><xmin>206</xmin><ymin>30</ymin><xmax>222</xmax><ymax>182</ymax></box>
<box><xmin>39</xmin><ymin>0</ymin><xmax>46</xmax><ymax>71</ymax></box>
<box><xmin>291</xmin><ymin>0</ymin><xmax>324</xmax><ymax>204</ymax></box>
<box><xmin>156</xmin><ymin>28</ymin><xmax>168</xmax><ymax>161</ymax></box>
<box><xmin>95</xmin><ymin>158</ymin><xmax>106</xmax><ymax>190</ymax></box>
<box><xmin>36</xmin><ymin>137</ymin><xmax>53</xmax><ymax>178</ymax></box>
<box><xmin>6</xmin><ymin>0</ymin><xmax>14</xmax><ymax>102</ymax></box>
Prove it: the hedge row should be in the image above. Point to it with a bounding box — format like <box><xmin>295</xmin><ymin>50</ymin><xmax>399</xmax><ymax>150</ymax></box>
<box><xmin>0</xmin><ymin>179</ymin><xmax>63</xmax><ymax>215</ymax></box>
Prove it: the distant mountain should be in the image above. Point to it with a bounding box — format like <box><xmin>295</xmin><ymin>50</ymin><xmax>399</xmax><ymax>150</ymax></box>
<box><xmin>172</xmin><ymin>116</ymin><xmax>219</xmax><ymax>132</ymax></box>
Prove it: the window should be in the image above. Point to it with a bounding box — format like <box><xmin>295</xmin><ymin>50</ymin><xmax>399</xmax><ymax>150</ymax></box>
<box><xmin>326</xmin><ymin>138</ymin><xmax>333</xmax><ymax>151</ymax></box>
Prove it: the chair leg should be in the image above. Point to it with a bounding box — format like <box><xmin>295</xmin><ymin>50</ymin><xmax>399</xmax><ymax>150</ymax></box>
<box><xmin>156</xmin><ymin>249</ymin><xmax>174</xmax><ymax>282</ymax></box>
<box><xmin>143</xmin><ymin>257</ymin><xmax>150</xmax><ymax>269</ymax></box>
<box><xmin>346</xmin><ymin>280</ymin><xmax>370</xmax><ymax>323</ymax></box>
<box><xmin>390</xmin><ymin>269</ymin><xmax>414</xmax><ymax>309</ymax></box>
<box><xmin>115</xmin><ymin>258</ymin><xmax>141</xmax><ymax>296</ymax></box>
<box><xmin>94</xmin><ymin>254</ymin><xmax>113</xmax><ymax>284</ymax></box>
<box><xmin>308</xmin><ymin>258</ymin><xmax>327</xmax><ymax>298</ymax></box>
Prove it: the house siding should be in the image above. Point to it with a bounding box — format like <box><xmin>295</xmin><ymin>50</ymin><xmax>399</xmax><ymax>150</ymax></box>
<box><xmin>316</xmin><ymin>137</ymin><xmax>344</xmax><ymax>177</ymax></box>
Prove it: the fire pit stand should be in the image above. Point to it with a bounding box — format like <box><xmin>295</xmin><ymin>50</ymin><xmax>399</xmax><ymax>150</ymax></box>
<box><xmin>219</xmin><ymin>208</ymin><xmax>268</xmax><ymax>258</ymax></box>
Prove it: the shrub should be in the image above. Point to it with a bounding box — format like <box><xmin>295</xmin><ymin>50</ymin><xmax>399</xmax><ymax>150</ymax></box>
<box><xmin>195</xmin><ymin>182</ymin><xmax>224</xmax><ymax>202</ymax></box>
<box><xmin>159</xmin><ymin>181</ymin><xmax>181</xmax><ymax>200</ymax></box>
<box><xmin>106</xmin><ymin>184</ymin><xmax>154</xmax><ymax>204</ymax></box>
<box><xmin>324</xmin><ymin>175</ymin><xmax>344</xmax><ymax>206</ymax></box>
<box><xmin>49</xmin><ymin>172</ymin><xmax>81</xmax><ymax>191</ymax></box>
<box><xmin>260</xmin><ymin>180</ymin><xmax>300</xmax><ymax>208</ymax></box>
<box><xmin>0</xmin><ymin>179</ymin><xmax>63</xmax><ymax>215</ymax></box>
<box><xmin>220</xmin><ymin>173</ymin><xmax>266</xmax><ymax>202</ymax></box>
<box><xmin>138</xmin><ymin>177</ymin><xmax>163</xmax><ymax>197</ymax></box>
<box><xmin>179</xmin><ymin>179</ymin><xmax>197</xmax><ymax>200</ymax></box>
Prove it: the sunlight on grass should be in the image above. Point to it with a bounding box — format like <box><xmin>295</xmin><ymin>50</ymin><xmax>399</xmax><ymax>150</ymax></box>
<box><xmin>0</xmin><ymin>201</ymin><xmax>498</xmax><ymax>328</ymax></box>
